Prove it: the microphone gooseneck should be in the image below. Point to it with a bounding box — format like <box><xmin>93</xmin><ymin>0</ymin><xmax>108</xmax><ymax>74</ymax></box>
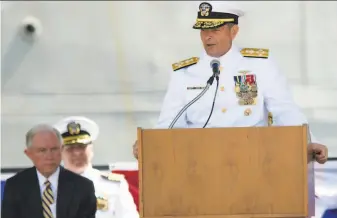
<box><xmin>168</xmin><ymin>59</ymin><xmax>221</xmax><ymax>129</ymax></box>
<box><xmin>202</xmin><ymin>75</ymin><xmax>219</xmax><ymax>128</ymax></box>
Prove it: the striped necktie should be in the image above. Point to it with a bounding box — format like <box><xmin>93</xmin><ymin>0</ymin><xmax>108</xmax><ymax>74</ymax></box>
<box><xmin>42</xmin><ymin>180</ymin><xmax>54</xmax><ymax>218</ymax></box>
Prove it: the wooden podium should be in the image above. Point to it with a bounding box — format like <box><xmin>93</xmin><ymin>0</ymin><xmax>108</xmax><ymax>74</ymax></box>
<box><xmin>137</xmin><ymin>125</ymin><xmax>315</xmax><ymax>218</ymax></box>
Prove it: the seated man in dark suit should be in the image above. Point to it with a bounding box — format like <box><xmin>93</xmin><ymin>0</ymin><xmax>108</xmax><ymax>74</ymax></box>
<box><xmin>1</xmin><ymin>124</ymin><xmax>97</xmax><ymax>218</ymax></box>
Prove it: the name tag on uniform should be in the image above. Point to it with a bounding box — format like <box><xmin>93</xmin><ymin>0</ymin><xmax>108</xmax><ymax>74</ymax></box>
<box><xmin>187</xmin><ymin>86</ymin><xmax>205</xmax><ymax>90</ymax></box>
<box><xmin>97</xmin><ymin>196</ymin><xmax>109</xmax><ymax>211</ymax></box>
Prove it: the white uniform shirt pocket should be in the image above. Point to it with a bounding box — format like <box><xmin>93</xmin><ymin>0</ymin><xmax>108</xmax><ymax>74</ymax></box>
<box><xmin>185</xmin><ymin>85</ymin><xmax>217</xmax><ymax>124</ymax></box>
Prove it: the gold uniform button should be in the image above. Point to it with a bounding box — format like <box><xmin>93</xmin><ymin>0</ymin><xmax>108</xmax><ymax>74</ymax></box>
<box><xmin>220</xmin><ymin>86</ymin><xmax>225</xmax><ymax>91</ymax></box>
<box><xmin>221</xmin><ymin>108</ymin><xmax>227</xmax><ymax>113</ymax></box>
<box><xmin>244</xmin><ymin>108</ymin><xmax>252</xmax><ymax>116</ymax></box>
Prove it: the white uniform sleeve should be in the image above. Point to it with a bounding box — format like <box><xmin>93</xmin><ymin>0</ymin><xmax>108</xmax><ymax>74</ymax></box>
<box><xmin>155</xmin><ymin>69</ymin><xmax>188</xmax><ymax>129</ymax></box>
<box><xmin>319</xmin><ymin>195</ymin><xmax>337</xmax><ymax>209</ymax></box>
<box><xmin>262</xmin><ymin>56</ymin><xmax>320</xmax><ymax>143</ymax></box>
<box><xmin>115</xmin><ymin>178</ymin><xmax>139</xmax><ymax>218</ymax></box>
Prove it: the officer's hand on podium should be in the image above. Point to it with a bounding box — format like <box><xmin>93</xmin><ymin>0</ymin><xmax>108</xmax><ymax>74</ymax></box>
<box><xmin>133</xmin><ymin>140</ymin><xmax>138</xmax><ymax>160</ymax></box>
<box><xmin>311</xmin><ymin>143</ymin><xmax>328</xmax><ymax>164</ymax></box>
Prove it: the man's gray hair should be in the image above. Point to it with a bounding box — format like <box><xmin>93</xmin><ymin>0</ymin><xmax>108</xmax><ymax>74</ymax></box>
<box><xmin>26</xmin><ymin>124</ymin><xmax>63</xmax><ymax>147</ymax></box>
<box><xmin>226</xmin><ymin>23</ymin><xmax>236</xmax><ymax>29</ymax></box>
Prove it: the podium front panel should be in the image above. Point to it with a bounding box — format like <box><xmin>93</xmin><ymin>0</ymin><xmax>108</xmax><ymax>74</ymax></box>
<box><xmin>138</xmin><ymin>126</ymin><xmax>313</xmax><ymax>218</ymax></box>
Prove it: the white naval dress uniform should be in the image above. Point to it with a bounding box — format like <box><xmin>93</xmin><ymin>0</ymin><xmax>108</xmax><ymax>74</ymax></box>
<box><xmin>320</xmin><ymin>195</ymin><xmax>337</xmax><ymax>209</ymax></box>
<box><xmin>156</xmin><ymin>44</ymin><xmax>319</xmax><ymax>143</ymax></box>
<box><xmin>81</xmin><ymin>167</ymin><xmax>139</xmax><ymax>218</ymax></box>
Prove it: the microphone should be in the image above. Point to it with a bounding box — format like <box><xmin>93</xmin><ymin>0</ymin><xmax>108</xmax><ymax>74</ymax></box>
<box><xmin>168</xmin><ymin>60</ymin><xmax>221</xmax><ymax>129</ymax></box>
<box><xmin>202</xmin><ymin>59</ymin><xmax>220</xmax><ymax>128</ymax></box>
<box><xmin>210</xmin><ymin>59</ymin><xmax>220</xmax><ymax>77</ymax></box>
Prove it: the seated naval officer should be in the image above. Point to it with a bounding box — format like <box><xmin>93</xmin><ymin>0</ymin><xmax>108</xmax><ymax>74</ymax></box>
<box><xmin>136</xmin><ymin>1</ymin><xmax>328</xmax><ymax>164</ymax></box>
<box><xmin>54</xmin><ymin>116</ymin><xmax>139</xmax><ymax>218</ymax></box>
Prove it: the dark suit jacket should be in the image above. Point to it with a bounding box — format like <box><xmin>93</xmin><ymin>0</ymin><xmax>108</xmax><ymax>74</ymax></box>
<box><xmin>1</xmin><ymin>166</ymin><xmax>96</xmax><ymax>218</ymax></box>
<box><xmin>322</xmin><ymin>209</ymin><xmax>337</xmax><ymax>218</ymax></box>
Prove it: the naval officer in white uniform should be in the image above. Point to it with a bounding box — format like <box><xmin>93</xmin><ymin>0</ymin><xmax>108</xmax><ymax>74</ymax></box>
<box><xmin>134</xmin><ymin>1</ymin><xmax>328</xmax><ymax>164</ymax></box>
<box><xmin>54</xmin><ymin>116</ymin><xmax>139</xmax><ymax>218</ymax></box>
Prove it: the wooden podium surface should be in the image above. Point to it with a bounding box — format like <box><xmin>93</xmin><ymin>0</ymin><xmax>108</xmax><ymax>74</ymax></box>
<box><xmin>137</xmin><ymin>126</ymin><xmax>315</xmax><ymax>218</ymax></box>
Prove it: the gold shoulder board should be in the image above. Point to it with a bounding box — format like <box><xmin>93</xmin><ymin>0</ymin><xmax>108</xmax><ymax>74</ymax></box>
<box><xmin>240</xmin><ymin>48</ymin><xmax>269</xmax><ymax>59</ymax></box>
<box><xmin>172</xmin><ymin>57</ymin><xmax>199</xmax><ymax>71</ymax></box>
<box><xmin>101</xmin><ymin>172</ymin><xmax>124</xmax><ymax>182</ymax></box>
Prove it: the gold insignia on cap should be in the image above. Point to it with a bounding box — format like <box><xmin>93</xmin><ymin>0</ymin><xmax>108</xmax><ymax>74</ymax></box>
<box><xmin>240</xmin><ymin>48</ymin><xmax>269</xmax><ymax>59</ymax></box>
<box><xmin>193</xmin><ymin>20</ymin><xmax>234</xmax><ymax>30</ymax></box>
<box><xmin>97</xmin><ymin>196</ymin><xmax>109</xmax><ymax>211</ymax></box>
<box><xmin>172</xmin><ymin>57</ymin><xmax>199</xmax><ymax>71</ymax></box>
<box><xmin>67</xmin><ymin>122</ymin><xmax>81</xmax><ymax>135</ymax></box>
<box><xmin>199</xmin><ymin>2</ymin><xmax>212</xmax><ymax>17</ymax></box>
<box><xmin>193</xmin><ymin>1</ymin><xmax>239</xmax><ymax>30</ymax></box>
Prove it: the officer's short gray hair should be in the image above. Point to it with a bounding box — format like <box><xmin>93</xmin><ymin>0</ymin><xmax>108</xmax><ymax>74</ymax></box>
<box><xmin>226</xmin><ymin>23</ymin><xmax>235</xmax><ymax>29</ymax></box>
<box><xmin>26</xmin><ymin>124</ymin><xmax>63</xmax><ymax>147</ymax></box>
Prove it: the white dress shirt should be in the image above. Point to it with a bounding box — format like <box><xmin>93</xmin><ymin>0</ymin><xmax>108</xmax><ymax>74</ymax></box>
<box><xmin>36</xmin><ymin>167</ymin><xmax>60</xmax><ymax>218</ymax></box>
